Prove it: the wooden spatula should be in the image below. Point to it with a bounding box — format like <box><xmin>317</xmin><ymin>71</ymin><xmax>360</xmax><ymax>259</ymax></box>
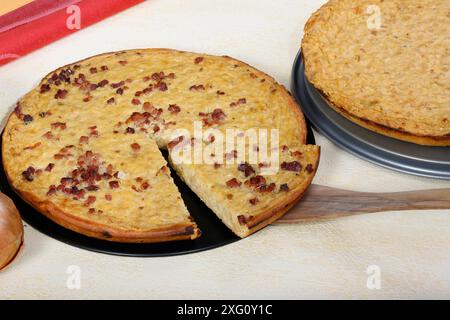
<box><xmin>276</xmin><ymin>185</ymin><xmax>450</xmax><ymax>223</ymax></box>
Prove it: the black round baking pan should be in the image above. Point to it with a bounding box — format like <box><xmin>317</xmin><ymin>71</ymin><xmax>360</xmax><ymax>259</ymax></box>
<box><xmin>292</xmin><ymin>51</ymin><xmax>450</xmax><ymax>180</ymax></box>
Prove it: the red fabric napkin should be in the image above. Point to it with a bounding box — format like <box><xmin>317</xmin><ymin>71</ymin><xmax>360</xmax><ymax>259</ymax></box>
<box><xmin>0</xmin><ymin>0</ymin><xmax>144</xmax><ymax>66</ymax></box>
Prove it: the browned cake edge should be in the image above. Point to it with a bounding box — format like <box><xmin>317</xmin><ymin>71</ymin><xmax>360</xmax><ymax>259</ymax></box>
<box><xmin>318</xmin><ymin>89</ymin><xmax>450</xmax><ymax>147</ymax></box>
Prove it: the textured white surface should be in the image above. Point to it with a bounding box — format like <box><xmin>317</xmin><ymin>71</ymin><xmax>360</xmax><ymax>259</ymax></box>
<box><xmin>0</xmin><ymin>0</ymin><xmax>449</xmax><ymax>299</ymax></box>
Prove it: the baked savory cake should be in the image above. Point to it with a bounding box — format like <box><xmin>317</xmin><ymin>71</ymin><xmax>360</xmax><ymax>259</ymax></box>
<box><xmin>2</xmin><ymin>49</ymin><xmax>320</xmax><ymax>242</ymax></box>
<box><xmin>302</xmin><ymin>0</ymin><xmax>450</xmax><ymax>146</ymax></box>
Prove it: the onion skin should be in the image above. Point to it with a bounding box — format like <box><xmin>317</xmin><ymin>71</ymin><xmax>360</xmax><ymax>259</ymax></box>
<box><xmin>0</xmin><ymin>193</ymin><xmax>24</xmax><ymax>271</ymax></box>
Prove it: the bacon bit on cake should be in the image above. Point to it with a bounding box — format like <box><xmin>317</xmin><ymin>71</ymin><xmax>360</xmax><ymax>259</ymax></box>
<box><xmin>126</xmin><ymin>112</ymin><xmax>151</xmax><ymax>127</ymax></box>
<box><xmin>156</xmin><ymin>165</ymin><xmax>170</xmax><ymax>176</ymax></box>
<box><xmin>281</xmin><ymin>161</ymin><xmax>302</xmax><ymax>172</ymax></box>
<box><xmin>168</xmin><ymin>136</ymin><xmax>185</xmax><ymax>150</ymax></box>
<box><xmin>214</xmin><ymin>163</ymin><xmax>221</xmax><ymax>169</ymax></box>
<box><xmin>54</xmin><ymin>89</ymin><xmax>68</xmax><ymax>99</ymax></box>
<box><xmin>141</xmin><ymin>182</ymin><xmax>150</xmax><ymax>190</ymax></box>
<box><xmin>47</xmin><ymin>185</ymin><xmax>57</xmax><ymax>196</ymax></box>
<box><xmin>130</xmin><ymin>143</ymin><xmax>141</xmax><ymax>152</ymax></box>
<box><xmin>89</xmin><ymin>67</ymin><xmax>98</xmax><ymax>74</ymax></box>
<box><xmin>216</xmin><ymin>90</ymin><xmax>225</xmax><ymax>95</ymax></box>
<box><xmin>24</xmin><ymin>142</ymin><xmax>41</xmax><ymax>150</ymax></box>
<box><xmin>291</xmin><ymin>151</ymin><xmax>303</xmax><ymax>158</ymax></box>
<box><xmin>125</xmin><ymin>127</ymin><xmax>135</xmax><ymax>134</ymax></box>
<box><xmin>249</xmin><ymin>198</ymin><xmax>259</xmax><ymax>205</ymax></box>
<box><xmin>168</xmin><ymin>104</ymin><xmax>181</xmax><ymax>114</ymax></box>
<box><xmin>89</xmin><ymin>83</ymin><xmax>98</xmax><ymax>91</ymax></box>
<box><xmin>45</xmin><ymin>163</ymin><xmax>55</xmax><ymax>172</ymax></box>
<box><xmin>43</xmin><ymin>131</ymin><xmax>54</xmax><ymax>140</ymax></box>
<box><xmin>194</xmin><ymin>57</ymin><xmax>204</xmax><ymax>64</ymax></box>
<box><xmin>72</xmin><ymin>188</ymin><xmax>86</xmax><ymax>200</ymax></box>
<box><xmin>48</xmin><ymin>68</ymin><xmax>73</xmax><ymax>85</ymax></box>
<box><xmin>230</xmin><ymin>98</ymin><xmax>247</xmax><ymax>107</ymax></box>
<box><xmin>107</xmin><ymin>97</ymin><xmax>115</xmax><ymax>104</ymax></box>
<box><xmin>156</xmin><ymin>81</ymin><xmax>168</xmax><ymax>91</ymax></box>
<box><xmin>89</xmin><ymin>129</ymin><xmax>99</xmax><ymax>137</ymax></box>
<box><xmin>74</xmin><ymin>73</ymin><xmax>86</xmax><ymax>85</ymax></box>
<box><xmin>84</xmin><ymin>196</ymin><xmax>96</xmax><ymax>207</ymax></box>
<box><xmin>116</xmin><ymin>88</ymin><xmax>124</xmax><ymax>95</ymax></box>
<box><xmin>23</xmin><ymin>114</ymin><xmax>33</xmax><ymax>124</ymax></box>
<box><xmin>143</xmin><ymin>87</ymin><xmax>153</xmax><ymax>95</ymax></box>
<box><xmin>244</xmin><ymin>175</ymin><xmax>276</xmax><ymax>193</ymax></box>
<box><xmin>200</xmin><ymin>108</ymin><xmax>226</xmax><ymax>127</ymax></box>
<box><xmin>88</xmin><ymin>208</ymin><xmax>96</xmax><ymax>214</ymax></box>
<box><xmin>60</xmin><ymin>177</ymin><xmax>74</xmax><ymax>186</ymax></box>
<box><xmin>101</xmin><ymin>65</ymin><xmax>109</xmax><ymax>71</ymax></box>
<box><xmin>189</xmin><ymin>84</ymin><xmax>205</xmax><ymax>91</ymax></box>
<box><xmin>97</xmin><ymin>79</ymin><xmax>109</xmax><ymax>87</ymax></box>
<box><xmin>258</xmin><ymin>183</ymin><xmax>276</xmax><ymax>193</ymax></box>
<box><xmin>22</xmin><ymin>166</ymin><xmax>36</xmax><ymax>181</ymax></box>
<box><xmin>51</xmin><ymin>122</ymin><xmax>66</xmax><ymax>130</ymax></box>
<box><xmin>144</xmin><ymin>103</ymin><xmax>163</xmax><ymax>117</ymax></box>
<box><xmin>153</xmin><ymin>125</ymin><xmax>160</xmax><ymax>133</ymax></box>
<box><xmin>151</xmin><ymin>72</ymin><xmax>164</xmax><ymax>81</ymax></box>
<box><xmin>238</xmin><ymin>162</ymin><xmax>255</xmax><ymax>177</ymax></box>
<box><xmin>212</xmin><ymin>108</ymin><xmax>226</xmax><ymax>120</ymax></box>
<box><xmin>305</xmin><ymin>164</ymin><xmax>314</xmax><ymax>173</ymax></box>
<box><xmin>83</xmin><ymin>96</ymin><xmax>92</xmax><ymax>102</ymax></box>
<box><xmin>54</xmin><ymin>147</ymin><xmax>73</xmax><ymax>159</ymax></box>
<box><xmin>280</xmin><ymin>183</ymin><xmax>289</xmax><ymax>192</ymax></box>
<box><xmin>40</xmin><ymin>84</ymin><xmax>51</xmax><ymax>93</ymax></box>
<box><xmin>111</xmin><ymin>81</ymin><xmax>125</xmax><ymax>89</ymax></box>
<box><xmin>105</xmin><ymin>194</ymin><xmax>112</xmax><ymax>201</ymax></box>
<box><xmin>109</xmin><ymin>181</ymin><xmax>119</xmax><ymax>189</ymax></box>
<box><xmin>281</xmin><ymin>145</ymin><xmax>289</xmax><ymax>152</ymax></box>
<box><xmin>118</xmin><ymin>60</ymin><xmax>128</xmax><ymax>65</ymax></box>
<box><xmin>132</xmin><ymin>98</ymin><xmax>141</xmax><ymax>105</ymax></box>
<box><xmin>245</xmin><ymin>175</ymin><xmax>266</xmax><ymax>187</ymax></box>
<box><xmin>226</xmin><ymin>178</ymin><xmax>241</xmax><ymax>188</ymax></box>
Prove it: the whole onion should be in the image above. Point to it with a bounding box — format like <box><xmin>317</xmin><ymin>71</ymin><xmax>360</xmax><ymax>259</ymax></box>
<box><xmin>0</xmin><ymin>193</ymin><xmax>23</xmax><ymax>271</ymax></box>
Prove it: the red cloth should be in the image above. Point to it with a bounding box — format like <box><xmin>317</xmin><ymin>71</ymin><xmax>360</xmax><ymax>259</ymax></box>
<box><xmin>0</xmin><ymin>0</ymin><xmax>144</xmax><ymax>66</ymax></box>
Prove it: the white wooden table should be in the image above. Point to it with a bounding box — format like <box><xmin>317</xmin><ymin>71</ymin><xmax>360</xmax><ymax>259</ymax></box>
<box><xmin>0</xmin><ymin>0</ymin><xmax>449</xmax><ymax>299</ymax></box>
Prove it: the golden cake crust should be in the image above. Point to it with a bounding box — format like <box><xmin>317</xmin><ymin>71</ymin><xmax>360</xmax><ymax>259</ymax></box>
<box><xmin>302</xmin><ymin>0</ymin><xmax>450</xmax><ymax>146</ymax></box>
<box><xmin>3</xmin><ymin>48</ymin><xmax>319</xmax><ymax>241</ymax></box>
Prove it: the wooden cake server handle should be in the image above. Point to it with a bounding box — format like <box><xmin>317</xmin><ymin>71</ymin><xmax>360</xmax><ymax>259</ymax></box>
<box><xmin>276</xmin><ymin>185</ymin><xmax>450</xmax><ymax>223</ymax></box>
